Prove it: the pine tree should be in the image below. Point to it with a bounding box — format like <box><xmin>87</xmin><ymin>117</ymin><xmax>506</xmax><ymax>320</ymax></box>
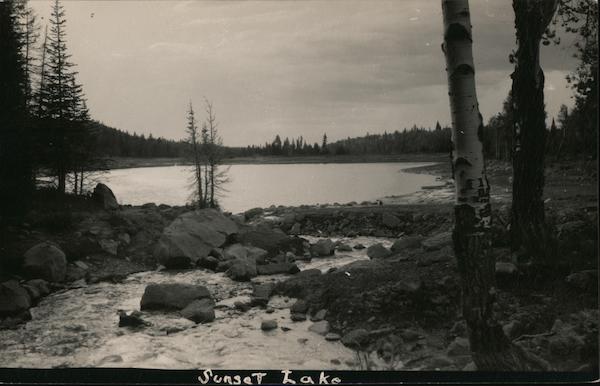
<box><xmin>38</xmin><ymin>0</ymin><xmax>90</xmax><ymax>194</ymax></box>
<box><xmin>0</xmin><ymin>0</ymin><xmax>33</xmax><ymax>221</ymax></box>
<box><xmin>186</xmin><ymin>102</ymin><xmax>205</xmax><ymax>208</ymax></box>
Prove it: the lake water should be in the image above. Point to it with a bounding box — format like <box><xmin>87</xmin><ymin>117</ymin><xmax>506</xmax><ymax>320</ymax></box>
<box><xmin>101</xmin><ymin>162</ymin><xmax>438</xmax><ymax>214</ymax></box>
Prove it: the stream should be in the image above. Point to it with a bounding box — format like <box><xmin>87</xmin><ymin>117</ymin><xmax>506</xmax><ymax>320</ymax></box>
<box><xmin>0</xmin><ymin>237</ymin><xmax>393</xmax><ymax>369</ymax></box>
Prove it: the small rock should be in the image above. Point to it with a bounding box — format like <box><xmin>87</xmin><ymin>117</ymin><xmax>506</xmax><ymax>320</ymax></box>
<box><xmin>341</xmin><ymin>329</ymin><xmax>369</xmax><ymax>348</ymax></box>
<box><xmin>325</xmin><ymin>332</ymin><xmax>341</xmax><ymax>341</ymax></box>
<box><xmin>381</xmin><ymin>213</ymin><xmax>402</xmax><ymax>228</ymax></box>
<box><xmin>308</xmin><ymin>320</ymin><xmax>330</xmax><ymax>335</ymax></box>
<box><xmin>290</xmin><ymin>299</ymin><xmax>309</xmax><ymax>314</ymax></box>
<box><xmin>353</xmin><ymin>243</ymin><xmax>366</xmax><ymax>250</ymax></box>
<box><xmin>336</xmin><ymin>243</ymin><xmax>353</xmax><ymax>252</ymax></box>
<box><xmin>565</xmin><ymin>270</ymin><xmax>597</xmax><ymax>292</ymax></box>
<box><xmin>180</xmin><ymin>299</ymin><xmax>215</xmax><ymax>324</ymax></box>
<box><xmin>421</xmin><ymin>231</ymin><xmax>452</xmax><ymax>251</ymax></box>
<box><xmin>290</xmin><ymin>313</ymin><xmax>307</xmax><ymax>322</ymax></box>
<box><xmin>311</xmin><ymin>239</ymin><xmax>335</xmax><ymax>256</ymax></box>
<box><xmin>234</xmin><ymin>301</ymin><xmax>251</xmax><ymax>312</ymax></box>
<box><xmin>366</xmin><ymin>243</ymin><xmax>391</xmax><ymax>259</ymax></box>
<box><xmin>495</xmin><ymin>262</ymin><xmax>518</xmax><ymax>275</ymax></box>
<box><xmin>447</xmin><ymin>337</ymin><xmax>470</xmax><ymax>356</ymax></box>
<box><xmin>118</xmin><ymin>310</ymin><xmax>149</xmax><ymax>328</ymax></box>
<box><xmin>311</xmin><ymin>309</ymin><xmax>327</xmax><ymax>322</ymax></box>
<box><xmin>391</xmin><ymin>236</ymin><xmax>423</xmax><ymax>252</ymax></box>
<box><xmin>0</xmin><ymin>280</ymin><xmax>31</xmax><ymax>317</ymax></box>
<box><xmin>99</xmin><ymin>239</ymin><xmax>119</xmax><ymax>256</ymax></box>
<box><xmin>261</xmin><ymin>319</ymin><xmax>278</xmax><ymax>331</ymax></box>
<box><xmin>281</xmin><ymin>326</ymin><xmax>292</xmax><ymax>332</ymax></box>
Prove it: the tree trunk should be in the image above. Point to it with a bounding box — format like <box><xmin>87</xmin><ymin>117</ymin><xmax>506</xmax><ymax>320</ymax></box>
<box><xmin>510</xmin><ymin>0</ymin><xmax>558</xmax><ymax>264</ymax></box>
<box><xmin>441</xmin><ymin>0</ymin><xmax>551</xmax><ymax>371</ymax></box>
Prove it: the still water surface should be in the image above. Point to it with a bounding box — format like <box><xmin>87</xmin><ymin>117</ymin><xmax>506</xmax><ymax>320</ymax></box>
<box><xmin>103</xmin><ymin>162</ymin><xmax>437</xmax><ymax>213</ymax></box>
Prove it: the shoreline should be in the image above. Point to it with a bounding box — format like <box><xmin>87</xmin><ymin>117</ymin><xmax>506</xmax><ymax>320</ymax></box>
<box><xmin>104</xmin><ymin>153</ymin><xmax>449</xmax><ymax>171</ymax></box>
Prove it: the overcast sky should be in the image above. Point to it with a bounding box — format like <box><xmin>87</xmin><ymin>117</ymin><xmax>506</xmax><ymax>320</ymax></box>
<box><xmin>30</xmin><ymin>0</ymin><xmax>578</xmax><ymax>147</ymax></box>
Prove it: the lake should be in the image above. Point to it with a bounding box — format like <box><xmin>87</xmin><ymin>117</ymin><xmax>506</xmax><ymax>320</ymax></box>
<box><xmin>101</xmin><ymin>162</ymin><xmax>438</xmax><ymax>214</ymax></box>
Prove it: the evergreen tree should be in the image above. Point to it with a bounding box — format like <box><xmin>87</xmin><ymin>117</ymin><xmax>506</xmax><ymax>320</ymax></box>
<box><xmin>38</xmin><ymin>0</ymin><xmax>91</xmax><ymax>193</ymax></box>
<box><xmin>0</xmin><ymin>0</ymin><xmax>33</xmax><ymax>221</ymax></box>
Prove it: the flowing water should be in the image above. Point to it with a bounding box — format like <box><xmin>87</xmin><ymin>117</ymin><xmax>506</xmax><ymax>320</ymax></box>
<box><xmin>102</xmin><ymin>162</ymin><xmax>438</xmax><ymax>213</ymax></box>
<box><xmin>0</xmin><ymin>237</ymin><xmax>393</xmax><ymax>369</ymax></box>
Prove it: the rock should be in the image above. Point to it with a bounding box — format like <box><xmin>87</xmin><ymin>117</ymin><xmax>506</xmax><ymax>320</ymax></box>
<box><xmin>237</xmin><ymin>225</ymin><xmax>304</xmax><ymax>255</ymax></box>
<box><xmin>209</xmin><ymin>248</ymin><xmax>224</xmax><ymax>260</ymax></box>
<box><xmin>92</xmin><ymin>183</ymin><xmax>119</xmax><ymax>210</ymax></box>
<box><xmin>311</xmin><ymin>309</ymin><xmax>327</xmax><ymax>322</ymax></box>
<box><xmin>234</xmin><ymin>301</ymin><xmax>251</xmax><ymax>312</ymax></box>
<box><xmin>391</xmin><ymin>236</ymin><xmax>423</xmax><ymax>252</ymax></box>
<box><xmin>381</xmin><ymin>213</ymin><xmax>402</xmax><ymax>228</ymax></box>
<box><xmin>117</xmin><ymin>233</ymin><xmax>131</xmax><ymax>246</ymax></box>
<box><xmin>24</xmin><ymin>279</ymin><xmax>49</xmax><ymax>296</ymax></box>
<box><xmin>289</xmin><ymin>223</ymin><xmax>302</xmax><ymax>235</ymax></box>
<box><xmin>450</xmin><ymin>320</ymin><xmax>467</xmax><ymax>338</ymax></box>
<box><xmin>341</xmin><ymin>329</ymin><xmax>369</xmax><ymax>348</ymax></box>
<box><xmin>65</xmin><ymin>265</ymin><xmax>87</xmax><ymax>282</ymax></box>
<box><xmin>257</xmin><ymin>262</ymin><xmax>300</xmax><ymax>276</ymax></box>
<box><xmin>290</xmin><ymin>313</ymin><xmax>307</xmax><ymax>322</ymax></box>
<box><xmin>353</xmin><ymin>243</ymin><xmax>366</xmax><ymax>250</ymax></box>
<box><xmin>261</xmin><ymin>319</ymin><xmax>278</xmax><ymax>331</ymax></box>
<box><xmin>0</xmin><ymin>310</ymin><xmax>32</xmax><ymax>329</ymax></box>
<box><xmin>99</xmin><ymin>239</ymin><xmax>119</xmax><ymax>256</ymax></box>
<box><xmin>400</xmin><ymin>329</ymin><xmax>420</xmax><ymax>342</ymax></box>
<box><xmin>336</xmin><ymin>243</ymin><xmax>352</xmax><ymax>252</ymax></box>
<box><xmin>421</xmin><ymin>231</ymin><xmax>453</xmax><ymax>251</ymax></box>
<box><xmin>565</xmin><ymin>270</ymin><xmax>597</xmax><ymax>292</ymax></box>
<box><xmin>308</xmin><ymin>320</ymin><xmax>330</xmax><ymax>335</ymax></box>
<box><xmin>248</xmin><ymin>246</ymin><xmax>269</xmax><ymax>264</ymax></box>
<box><xmin>154</xmin><ymin>209</ymin><xmax>239</xmax><ymax>268</ymax></box>
<box><xmin>325</xmin><ymin>333</ymin><xmax>341</xmax><ymax>341</ymax></box>
<box><xmin>23</xmin><ymin>242</ymin><xmax>67</xmax><ymax>282</ymax></box>
<box><xmin>447</xmin><ymin>337</ymin><xmax>470</xmax><ymax>356</ymax></box>
<box><xmin>429</xmin><ymin>355</ymin><xmax>454</xmax><ymax>369</ymax></box>
<box><xmin>118</xmin><ymin>310</ymin><xmax>149</xmax><ymax>327</ymax></box>
<box><xmin>0</xmin><ymin>280</ymin><xmax>31</xmax><ymax>317</ymax></box>
<box><xmin>311</xmin><ymin>239</ymin><xmax>335</xmax><ymax>257</ymax></box>
<box><xmin>495</xmin><ymin>262</ymin><xmax>518</xmax><ymax>275</ymax></box>
<box><xmin>223</xmin><ymin>244</ymin><xmax>249</xmax><ymax>260</ymax></box>
<box><xmin>252</xmin><ymin>283</ymin><xmax>274</xmax><ymax>306</ymax></box>
<box><xmin>226</xmin><ymin>259</ymin><xmax>257</xmax><ymax>281</ymax></box>
<box><xmin>140</xmin><ymin>283</ymin><xmax>212</xmax><ymax>311</ymax></box>
<box><xmin>244</xmin><ymin>207</ymin><xmax>264</xmax><ymax>221</ymax></box>
<box><xmin>74</xmin><ymin>260</ymin><xmax>90</xmax><ymax>270</ymax></box>
<box><xmin>463</xmin><ymin>362</ymin><xmax>477</xmax><ymax>371</ymax></box>
<box><xmin>180</xmin><ymin>299</ymin><xmax>215</xmax><ymax>323</ymax></box>
<box><xmin>290</xmin><ymin>299</ymin><xmax>309</xmax><ymax>314</ymax></box>
<box><xmin>196</xmin><ymin>256</ymin><xmax>219</xmax><ymax>271</ymax></box>
<box><xmin>366</xmin><ymin>243</ymin><xmax>391</xmax><ymax>259</ymax></box>
<box><xmin>417</xmin><ymin>246</ymin><xmax>452</xmax><ymax>266</ymax></box>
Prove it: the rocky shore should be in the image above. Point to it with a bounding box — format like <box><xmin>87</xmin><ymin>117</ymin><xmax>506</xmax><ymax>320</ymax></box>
<box><xmin>0</xmin><ymin>161</ymin><xmax>598</xmax><ymax>371</ymax></box>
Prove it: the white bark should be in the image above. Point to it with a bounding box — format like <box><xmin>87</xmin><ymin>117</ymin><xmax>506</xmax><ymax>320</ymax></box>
<box><xmin>442</xmin><ymin>0</ymin><xmax>490</xmax><ymax>227</ymax></box>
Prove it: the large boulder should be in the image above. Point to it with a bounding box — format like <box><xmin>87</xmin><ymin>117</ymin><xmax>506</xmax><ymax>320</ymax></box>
<box><xmin>180</xmin><ymin>299</ymin><xmax>215</xmax><ymax>323</ymax></box>
<box><xmin>23</xmin><ymin>242</ymin><xmax>67</xmax><ymax>282</ymax></box>
<box><xmin>0</xmin><ymin>280</ymin><xmax>31</xmax><ymax>317</ymax></box>
<box><xmin>237</xmin><ymin>225</ymin><xmax>304</xmax><ymax>256</ymax></box>
<box><xmin>311</xmin><ymin>239</ymin><xmax>335</xmax><ymax>257</ymax></box>
<box><xmin>140</xmin><ymin>283</ymin><xmax>212</xmax><ymax>311</ymax></box>
<box><xmin>154</xmin><ymin>209</ymin><xmax>239</xmax><ymax>268</ymax></box>
<box><xmin>92</xmin><ymin>183</ymin><xmax>119</xmax><ymax>210</ymax></box>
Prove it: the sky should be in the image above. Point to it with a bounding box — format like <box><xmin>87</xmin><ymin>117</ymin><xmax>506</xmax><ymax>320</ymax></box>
<box><xmin>30</xmin><ymin>0</ymin><xmax>579</xmax><ymax>147</ymax></box>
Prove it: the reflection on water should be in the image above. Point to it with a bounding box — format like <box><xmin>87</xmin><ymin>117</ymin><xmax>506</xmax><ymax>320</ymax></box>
<box><xmin>102</xmin><ymin>162</ymin><xmax>437</xmax><ymax>213</ymax></box>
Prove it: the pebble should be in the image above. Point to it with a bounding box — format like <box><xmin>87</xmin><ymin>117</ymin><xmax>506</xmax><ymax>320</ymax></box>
<box><xmin>261</xmin><ymin>320</ymin><xmax>278</xmax><ymax>331</ymax></box>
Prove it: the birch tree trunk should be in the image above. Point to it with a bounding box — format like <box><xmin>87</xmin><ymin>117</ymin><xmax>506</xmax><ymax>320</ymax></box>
<box><xmin>441</xmin><ymin>0</ymin><xmax>551</xmax><ymax>371</ymax></box>
<box><xmin>510</xmin><ymin>0</ymin><xmax>558</xmax><ymax>265</ymax></box>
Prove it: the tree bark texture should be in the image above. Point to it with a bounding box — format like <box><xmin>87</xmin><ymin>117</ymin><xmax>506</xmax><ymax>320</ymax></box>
<box><xmin>510</xmin><ymin>0</ymin><xmax>558</xmax><ymax>264</ymax></box>
<box><xmin>441</xmin><ymin>0</ymin><xmax>551</xmax><ymax>371</ymax></box>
